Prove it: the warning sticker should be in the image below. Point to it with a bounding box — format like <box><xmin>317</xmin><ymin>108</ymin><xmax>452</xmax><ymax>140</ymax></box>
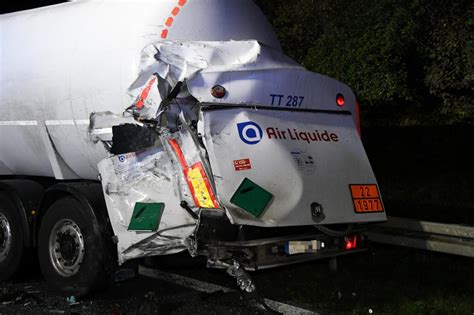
<box><xmin>233</xmin><ymin>159</ymin><xmax>252</xmax><ymax>171</ymax></box>
<box><xmin>291</xmin><ymin>151</ymin><xmax>315</xmax><ymax>174</ymax></box>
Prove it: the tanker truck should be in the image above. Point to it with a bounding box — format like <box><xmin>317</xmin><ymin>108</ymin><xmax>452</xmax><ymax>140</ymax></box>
<box><xmin>0</xmin><ymin>0</ymin><xmax>387</xmax><ymax>295</ymax></box>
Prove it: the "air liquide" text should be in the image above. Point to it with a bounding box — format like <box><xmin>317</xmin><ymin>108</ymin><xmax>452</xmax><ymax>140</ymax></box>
<box><xmin>266</xmin><ymin>127</ymin><xmax>339</xmax><ymax>143</ymax></box>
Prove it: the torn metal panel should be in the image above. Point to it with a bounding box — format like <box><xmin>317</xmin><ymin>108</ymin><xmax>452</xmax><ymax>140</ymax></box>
<box><xmin>95</xmin><ymin>39</ymin><xmax>385</xmax><ymax>265</ymax></box>
<box><xmin>129</xmin><ymin>41</ymin><xmax>300</xmax><ymax>103</ymax></box>
<box><xmin>110</xmin><ymin>124</ymin><xmax>160</xmax><ymax>156</ymax></box>
<box><xmin>89</xmin><ymin>111</ymin><xmax>139</xmax><ymax>143</ymax></box>
<box><xmin>226</xmin><ymin>261</ymin><xmax>256</xmax><ymax>293</ymax></box>
<box><xmin>161</xmin><ymin>121</ymin><xmax>219</xmax><ymax>210</ymax></box>
<box><xmin>126</xmin><ymin>40</ymin><xmax>358</xmax><ymax>127</ymax></box>
<box><xmin>126</xmin><ymin>40</ymin><xmax>273</xmax><ymax>122</ymax></box>
<box><xmin>96</xmin><ymin>113</ymin><xmax>225</xmax><ymax>262</ymax></box>
<box><xmin>129</xmin><ymin>41</ymin><xmax>288</xmax><ymax>95</ymax></box>
<box><xmin>127</xmin><ymin>74</ymin><xmax>164</xmax><ymax>121</ymax></box>
<box><xmin>98</xmin><ymin>147</ymin><xmax>196</xmax><ymax>264</ymax></box>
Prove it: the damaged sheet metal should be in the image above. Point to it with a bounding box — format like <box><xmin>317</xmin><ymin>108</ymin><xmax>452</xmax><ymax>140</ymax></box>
<box><xmin>89</xmin><ymin>111</ymin><xmax>139</xmax><ymax>143</ymax></box>
<box><xmin>98</xmin><ymin>118</ymin><xmax>220</xmax><ymax>264</ymax></box>
<box><xmin>163</xmin><ymin>119</ymin><xmax>219</xmax><ymax>209</ymax></box>
<box><xmin>126</xmin><ymin>40</ymin><xmax>302</xmax><ymax>121</ymax></box>
<box><xmin>126</xmin><ymin>40</ymin><xmax>358</xmax><ymax>126</ymax></box>
<box><xmin>94</xmin><ymin>40</ymin><xmax>336</xmax><ymax>262</ymax></box>
<box><xmin>98</xmin><ymin>146</ymin><xmax>196</xmax><ymax>264</ymax></box>
<box><xmin>95</xmin><ymin>40</ymin><xmax>385</xmax><ymax>263</ymax></box>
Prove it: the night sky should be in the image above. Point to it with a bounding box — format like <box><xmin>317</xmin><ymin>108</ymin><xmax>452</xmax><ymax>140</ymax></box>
<box><xmin>1</xmin><ymin>1</ymin><xmax>67</xmax><ymax>14</ymax></box>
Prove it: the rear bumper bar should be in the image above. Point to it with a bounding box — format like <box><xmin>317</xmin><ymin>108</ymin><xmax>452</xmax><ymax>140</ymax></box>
<box><xmin>199</xmin><ymin>232</ymin><xmax>367</xmax><ymax>270</ymax></box>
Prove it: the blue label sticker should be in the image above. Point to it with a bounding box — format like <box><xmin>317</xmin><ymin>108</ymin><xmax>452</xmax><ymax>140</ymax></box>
<box><xmin>237</xmin><ymin>121</ymin><xmax>263</xmax><ymax>145</ymax></box>
<box><xmin>118</xmin><ymin>155</ymin><xmax>126</xmax><ymax>163</ymax></box>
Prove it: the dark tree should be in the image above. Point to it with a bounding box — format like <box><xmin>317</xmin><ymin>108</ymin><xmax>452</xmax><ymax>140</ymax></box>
<box><xmin>256</xmin><ymin>0</ymin><xmax>474</xmax><ymax>126</ymax></box>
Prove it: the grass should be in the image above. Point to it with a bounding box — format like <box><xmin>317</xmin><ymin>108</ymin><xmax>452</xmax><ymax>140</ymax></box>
<box><xmin>254</xmin><ymin>245</ymin><xmax>474</xmax><ymax>314</ymax></box>
<box><xmin>362</xmin><ymin>126</ymin><xmax>474</xmax><ymax>221</ymax></box>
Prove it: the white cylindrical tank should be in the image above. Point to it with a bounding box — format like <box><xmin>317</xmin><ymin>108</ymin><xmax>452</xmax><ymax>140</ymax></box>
<box><xmin>0</xmin><ymin>0</ymin><xmax>281</xmax><ymax>179</ymax></box>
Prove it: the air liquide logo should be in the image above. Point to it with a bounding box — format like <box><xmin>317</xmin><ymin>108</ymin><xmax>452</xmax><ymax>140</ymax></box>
<box><xmin>237</xmin><ymin>121</ymin><xmax>263</xmax><ymax>145</ymax></box>
<box><xmin>237</xmin><ymin>121</ymin><xmax>340</xmax><ymax>145</ymax></box>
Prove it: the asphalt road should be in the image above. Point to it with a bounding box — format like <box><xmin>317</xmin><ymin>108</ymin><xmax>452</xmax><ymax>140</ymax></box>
<box><xmin>1</xmin><ymin>245</ymin><xmax>473</xmax><ymax>314</ymax></box>
<box><xmin>0</xmin><ymin>260</ymin><xmax>314</xmax><ymax>315</ymax></box>
<box><xmin>0</xmin><ymin>273</ymin><xmax>280</xmax><ymax>314</ymax></box>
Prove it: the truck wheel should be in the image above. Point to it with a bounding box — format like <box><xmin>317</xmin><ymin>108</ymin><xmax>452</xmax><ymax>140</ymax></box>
<box><xmin>0</xmin><ymin>193</ymin><xmax>24</xmax><ymax>281</ymax></box>
<box><xmin>38</xmin><ymin>197</ymin><xmax>109</xmax><ymax>296</ymax></box>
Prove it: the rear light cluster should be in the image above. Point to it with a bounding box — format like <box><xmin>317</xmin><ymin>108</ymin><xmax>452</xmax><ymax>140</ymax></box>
<box><xmin>336</xmin><ymin>94</ymin><xmax>345</xmax><ymax>107</ymax></box>
<box><xmin>344</xmin><ymin>235</ymin><xmax>361</xmax><ymax>250</ymax></box>
<box><xmin>355</xmin><ymin>98</ymin><xmax>361</xmax><ymax>137</ymax></box>
<box><xmin>336</xmin><ymin>93</ymin><xmax>361</xmax><ymax>137</ymax></box>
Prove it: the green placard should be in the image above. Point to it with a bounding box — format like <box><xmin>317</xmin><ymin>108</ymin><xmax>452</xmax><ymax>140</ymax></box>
<box><xmin>230</xmin><ymin>178</ymin><xmax>273</xmax><ymax>218</ymax></box>
<box><xmin>128</xmin><ymin>203</ymin><xmax>165</xmax><ymax>231</ymax></box>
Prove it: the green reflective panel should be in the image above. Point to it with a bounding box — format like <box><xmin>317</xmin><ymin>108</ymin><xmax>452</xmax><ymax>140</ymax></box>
<box><xmin>128</xmin><ymin>203</ymin><xmax>165</xmax><ymax>231</ymax></box>
<box><xmin>230</xmin><ymin>178</ymin><xmax>273</xmax><ymax>218</ymax></box>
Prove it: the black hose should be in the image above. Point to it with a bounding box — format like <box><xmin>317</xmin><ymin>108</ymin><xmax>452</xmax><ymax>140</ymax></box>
<box><xmin>314</xmin><ymin>224</ymin><xmax>354</xmax><ymax>238</ymax></box>
<box><xmin>180</xmin><ymin>201</ymin><xmax>199</xmax><ymax>220</ymax></box>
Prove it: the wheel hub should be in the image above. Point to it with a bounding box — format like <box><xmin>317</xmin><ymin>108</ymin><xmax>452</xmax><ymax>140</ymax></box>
<box><xmin>48</xmin><ymin>219</ymin><xmax>85</xmax><ymax>277</ymax></box>
<box><xmin>0</xmin><ymin>213</ymin><xmax>12</xmax><ymax>263</ymax></box>
<box><xmin>58</xmin><ymin>232</ymin><xmax>78</xmax><ymax>260</ymax></box>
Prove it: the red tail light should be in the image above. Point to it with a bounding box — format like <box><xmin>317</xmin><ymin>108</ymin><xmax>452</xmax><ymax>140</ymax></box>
<box><xmin>355</xmin><ymin>98</ymin><xmax>361</xmax><ymax>137</ymax></box>
<box><xmin>336</xmin><ymin>94</ymin><xmax>345</xmax><ymax>107</ymax></box>
<box><xmin>344</xmin><ymin>235</ymin><xmax>360</xmax><ymax>250</ymax></box>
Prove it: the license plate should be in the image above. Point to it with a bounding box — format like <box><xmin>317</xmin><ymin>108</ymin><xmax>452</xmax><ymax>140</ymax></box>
<box><xmin>284</xmin><ymin>240</ymin><xmax>321</xmax><ymax>255</ymax></box>
<box><xmin>349</xmin><ymin>184</ymin><xmax>384</xmax><ymax>213</ymax></box>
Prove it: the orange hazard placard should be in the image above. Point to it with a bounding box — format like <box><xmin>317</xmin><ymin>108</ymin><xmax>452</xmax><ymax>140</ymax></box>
<box><xmin>349</xmin><ymin>184</ymin><xmax>384</xmax><ymax>213</ymax></box>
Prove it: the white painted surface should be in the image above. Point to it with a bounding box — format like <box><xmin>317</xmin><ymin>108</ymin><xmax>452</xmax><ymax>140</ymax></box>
<box><xmin>202</xmin><ymin>107</ymin><xmax>385</xmax><ymax>226</ymax></box>
<box><xmin>0</xmin><ymin>0</ymin><xmax>281</xmax><ymax>179</ymax></box>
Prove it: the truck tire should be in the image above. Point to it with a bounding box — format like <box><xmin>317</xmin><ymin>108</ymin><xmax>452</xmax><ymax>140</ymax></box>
<box><xmin>38</xmin><ymin>197</ymin><xmax>109</xmax><ymax>296</ymax></box>
<box><xmin>0</xmin><ymin>193</ymin><xmax>24</xmax><ymax>281</ymax></box>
